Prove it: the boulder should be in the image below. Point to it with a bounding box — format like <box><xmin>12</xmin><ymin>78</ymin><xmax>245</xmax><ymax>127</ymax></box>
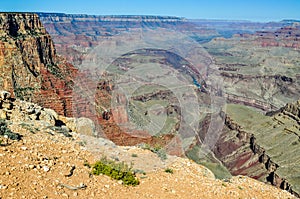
<box><xmin>75</xmin><ymin>117</ymin><xmax>97</xmax><ymax>137</ymax></box>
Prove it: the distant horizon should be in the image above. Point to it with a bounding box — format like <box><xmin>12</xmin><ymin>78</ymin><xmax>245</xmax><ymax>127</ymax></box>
<box><xmin>1</xmin><ymin>11</ymin><xmax>299</xmax><ymax>23</ymax></box>
<box><xmin>1</xmin><ymin>0</ymin><xmax>300</xmax><ymax>23</ymax></box>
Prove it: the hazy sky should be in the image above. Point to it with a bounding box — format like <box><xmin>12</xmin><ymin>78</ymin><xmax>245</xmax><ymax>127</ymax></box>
<box><xmin>1</xmin><ymin>0</ymin><xmax>299</xmax><ymax>22</ymax></box>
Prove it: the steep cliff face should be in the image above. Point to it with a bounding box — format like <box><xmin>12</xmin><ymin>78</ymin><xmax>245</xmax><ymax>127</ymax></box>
<box><xmin>209</xmin><ymin>103</ymin><xmax>300</xmax><ymax>197</ymax></box>
<box><xmin>0</xmin><ymin>13</ymin><xmax>77</xmax><ymax>116</ymax></box>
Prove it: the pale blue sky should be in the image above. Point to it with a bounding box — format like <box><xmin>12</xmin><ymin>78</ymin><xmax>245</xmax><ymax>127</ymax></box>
<box><xmin>0</xmin><ymin>0</ymin><xmax>299</xmax><ymax>22</ymax></box>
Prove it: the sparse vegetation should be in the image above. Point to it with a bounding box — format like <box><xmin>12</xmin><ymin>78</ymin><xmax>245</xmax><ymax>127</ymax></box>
<box><xmin>131</xmin><ymin>153</ymin><xmax>138</xmax><ymax>157</ymax></box>
<box><xmin>156</xmin><ymin>148</ymin><xmax>167</xmax><ymax>160</ymax></box>
<box><xmin>46</xmin><ymin>64</ymin><xmax>64</xmax><ymax>79</ymax></box>
<box><xmin>20</xmin><ymin>122</ymin><xmax>36</xmax><ymax>134</ymax></box>
<box><xmin>140</xmin><ymin>143</ymin><xmax>167</xmax><ymax>160</ymax></box>
<box><xmin>91</xmin><ymin>157</ymin><xmax>139</xmax><ymax>186</ymax></box>
<box><xmin>14</xmin><ymin>87</ymin><xmax>35</xmax><ymax>100</ymax></box>
<box><xmin>0</xmin><ymin>119</ymin><xmax>21</xmax><ymax>140</ymax></box>
<box><xmin>133</xmin><ymin>169</ymin><xmax>146</xmax><ymax>175</ymax></box>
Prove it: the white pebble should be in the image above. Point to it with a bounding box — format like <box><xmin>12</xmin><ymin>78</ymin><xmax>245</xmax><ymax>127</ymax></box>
<box><xmin>43</xmin><ymin>166</ymin><xmax>50</xmax><ymax>172</ymax></box>
<box><xmin>20</xmin><ymin>146</ymin><xmax>27</xmax><ymax>151</ymax></box>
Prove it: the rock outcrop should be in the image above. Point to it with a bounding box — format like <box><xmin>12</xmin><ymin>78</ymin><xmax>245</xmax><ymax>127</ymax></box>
<box><xmin>0</xmin><ymin>90</ymin><xmax>98</xmax><ymax>139</ymax></box>
<box><xmin>282</xmin><ymin>100</ymin><xmax>300</xmax><ymax>124</ymax></box>
<box><xmin>0</xmin><ymin>13</ymin><xmax>77</xmax><ymax>116</ymax></box>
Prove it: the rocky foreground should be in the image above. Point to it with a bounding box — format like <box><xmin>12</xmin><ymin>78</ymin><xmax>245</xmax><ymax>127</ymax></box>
<box><xmin>0</xmin><ymin>91</ymin><xmax>295</xmax><ymax>199</ymax></box>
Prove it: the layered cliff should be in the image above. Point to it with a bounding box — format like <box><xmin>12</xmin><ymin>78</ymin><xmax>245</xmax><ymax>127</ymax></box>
<box><xmin>204</xmin><ymin>26</ymin><xmax>300</xmax><ymax>111</ymax></box>
<box><xmin>253</xmin><ymin>26</ymin><xmax>300</xmax><ymax>48</ymax></box>
<box><xmin>37</xmin><ymin>13</ymin><xmax>215</xmax><ymax>65</ymax></box>
<box><xmin>0</xmin><ymin>13</ymin><xmax>77</xmax><ymax>116</ymax></box>
<box><xmin>208</xmin><ymin>103</ymin><xmax>300</xmax><ymax>197</ymax></box>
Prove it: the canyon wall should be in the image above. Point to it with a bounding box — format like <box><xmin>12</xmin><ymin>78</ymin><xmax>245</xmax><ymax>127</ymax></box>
<box><xmin>37</xmin><ymin>13</ymin><xmax>218</xmax><ymax>65</ymax></box>
<box><xmin>0</xmin><ymin>13</ymin><xmax>77</xmax><ymax>116</ymax></box>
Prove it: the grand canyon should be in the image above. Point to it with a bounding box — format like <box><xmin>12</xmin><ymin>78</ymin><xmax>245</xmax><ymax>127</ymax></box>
<box><xmin>0</xmin><ymin>12</ymin><xmax>299</xmax><ymax>198</ymax></box>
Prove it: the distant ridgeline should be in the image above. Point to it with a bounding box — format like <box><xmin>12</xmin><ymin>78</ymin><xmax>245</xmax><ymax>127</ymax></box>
<box><xmin>37</xmin><ymin>13</ymin><xmax>187</xmax><ymax>23</ymax></box>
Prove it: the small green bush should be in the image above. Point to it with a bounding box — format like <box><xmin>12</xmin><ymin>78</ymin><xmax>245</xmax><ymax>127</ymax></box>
<box><xmin>0</xmin><ymin>119</ymin><xmax>21</xmax><ymax>140</ymax></box>
<box><xmin>91</xmin><ymin>157</ymin><xmax>139</xmax><ymax>186</ymax></box>
<box><xmin>164</xmin><ymin>168</ymin><xmax>173</xmax><ymax>174</ymax></box>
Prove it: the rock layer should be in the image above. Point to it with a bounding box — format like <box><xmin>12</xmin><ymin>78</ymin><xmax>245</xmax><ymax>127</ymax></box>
<box><xmin>211</xmin><ymin>103</ymin><xmax>300</xmax><ymax>197</ymax></box>
<box><xmin>204</xmin><ymin>26</ymin><xmax>300</xmax><ymax>111</ymax></box>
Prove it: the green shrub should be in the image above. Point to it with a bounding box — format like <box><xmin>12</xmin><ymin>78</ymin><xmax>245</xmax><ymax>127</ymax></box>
<box><xmin>0</xmin><ymin>119</ymin><xmax>21</xmax><ymax>140</ymax></box>
<box><xmin>131</xmin><ymin>153</ymin><xmax>138</xmax><ymax>157</ymax></box>
<box><xmin>91</xmin><ymin>157</ymin><xmax>139</xmax><ymax>186</ymax></box>
<box><xmin>164</xmin><ymin>168</ymin><xmax>173</xmax><ymax>174</ymax></box>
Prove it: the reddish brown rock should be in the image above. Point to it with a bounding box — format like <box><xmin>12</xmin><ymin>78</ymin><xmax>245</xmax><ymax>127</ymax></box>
<box><xmin>0</xmin><ymin>13</ymin><xmax>77</xmax><ymax>116</ymax></box>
